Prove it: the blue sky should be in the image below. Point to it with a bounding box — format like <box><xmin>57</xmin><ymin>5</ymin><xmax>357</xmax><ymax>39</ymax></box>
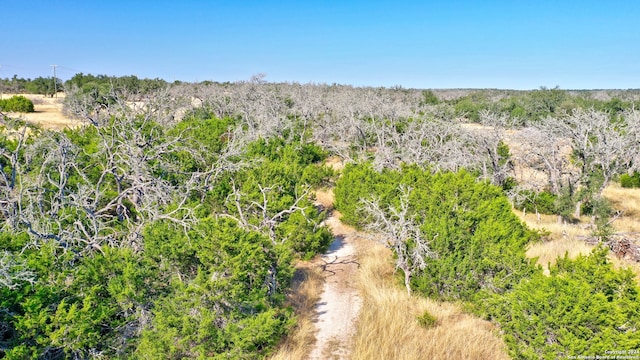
<box><xmin>1</xmin><ymin>0</ymin><xmax>638</xmax><ymax>89</ymax></box>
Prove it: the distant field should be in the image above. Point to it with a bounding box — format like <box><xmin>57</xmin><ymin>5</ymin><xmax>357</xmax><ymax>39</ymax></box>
<box><xmin>1</xmin><ymin>93</ymin><xmax>81</xmax><ymax>130</ymax></box>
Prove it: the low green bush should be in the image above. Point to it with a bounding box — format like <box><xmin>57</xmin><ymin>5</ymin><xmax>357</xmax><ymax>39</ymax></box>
<box><xmin>620</xmin><ymin>172</ymin><xmax>640</xmax><ymax>188</ymax></box>
<box><xmin>416</xmin><ymin>310</ymin><xmax>438</xmax><ymax>329</ymax></box>
<box><xmin>483</xmin><ymin>248</ymin><xmax>640</xmax><ymax>359</ymax></box>
<box><xmin>514</xmin><ymin>190</ymin><xmax>557</xmax><ymax>214</ymax></box>
<box><xmin>0</xmin><ymin>95</ymin><xmax>35</xmax><ymax>113</ymax></box>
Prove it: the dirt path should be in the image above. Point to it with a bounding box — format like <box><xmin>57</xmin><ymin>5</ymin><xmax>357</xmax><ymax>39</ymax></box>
<box><xmin>309</xmin><ymin>190</ymin><xmax>362</xmax><ymax>360</ymax></box>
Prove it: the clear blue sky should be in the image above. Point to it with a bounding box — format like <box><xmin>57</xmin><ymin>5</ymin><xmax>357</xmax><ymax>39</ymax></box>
<box><xmin>1</xmin><ymin>0</ymin><xmax>638</xmax><ymax>89</ymax></box>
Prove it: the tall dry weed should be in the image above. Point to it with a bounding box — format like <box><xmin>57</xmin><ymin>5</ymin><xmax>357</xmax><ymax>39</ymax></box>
<box><xmin>270</xmin><ymin>264</ymin><xmax>324</xmax><ymax>360</ymax></box>
<box><xmin>514</xmin><ymin>186</ymin><xmax>640</xmax><ymax>281</ymax></box>
<box><xmin>350</xmin><ymin>237</ymin><xmax>509</xmax><ymax>360</ymax></box>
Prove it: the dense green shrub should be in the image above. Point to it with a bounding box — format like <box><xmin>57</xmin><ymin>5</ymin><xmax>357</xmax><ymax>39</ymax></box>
<box><xmin>201</xmin><ymin>135</ymin><xmax>334</xmax><ymax>260</ymax></box>
<box><xmin>514</xmin><ymin>189</ymin><xmax>558</xmax><ymax>214</ymax></box>
<box><xmin>452</xmin><ymin>96</ymin><xmax>488</xmax><ymax>122</ymax></box>
<box><xmin>0</xmin><ymin>95</ymin><xmax>35</xmax><ymax>112</ymax></box>
<box><xmin>410</xmin><ymin>171</ymin><xmax>539</xmax><ymax>301</ymax></box>
<box><xmin>335</xmin><ymin>163</ymin><xmax>540</xmax><ymax>301</ymax></box>
<box><xmin>137</xmin><ymin>219</ymin><xmax>295</xmax><ymax>359</ymax></box>
<box><xmin>420</xmin><ymin>90</ymin><xmax>439</xmax><ymax>106</ymax></box>
<box><xmin>497</xmin><ymin>97</ymin><xmax>527</xmax><ymax>120</ymax></box>
<box><xmin>620</xmin><ymin>172</ymin><xmax>640</xmax><ymax>188</ymax></box>
<box><xmin>483</xmin><ymin>248</ymin><xmax>640</xmax><ymax>359</ymax></box>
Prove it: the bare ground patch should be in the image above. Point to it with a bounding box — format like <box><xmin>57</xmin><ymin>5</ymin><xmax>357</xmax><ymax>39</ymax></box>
<box><xmin>308</xmin><ymin>201</ymin><xmax>362</xmax><ymax>360</ymax></box>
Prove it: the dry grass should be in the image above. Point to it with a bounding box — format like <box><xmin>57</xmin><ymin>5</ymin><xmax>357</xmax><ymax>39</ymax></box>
<box><xmin>602</xmin><ymin>184</ymin><xmax>640</xmax><ymax>281</ymax></box>
<box><xmin>321</xmin><ymin>338</ymin><xmax>345</xmax><ymax>360</ymax></box>
<box><xmin>350</xmin><ymin>237</ymin><xmax>510</xmax><ymax>360</ymax></box>
<box><xmin>603</xmin><ymin>184</ymin><xmax>640</xmax><ymax>232</ymax></box>
<box><xmin>313</xmin><ymin>188</ymin><xmax>335</xmax><ymax>210</ymax></box>
<box><xmin>608</xmin><ymin>256</ymin><xmax>640</xmax><ymax>283</ymax></box>
<box><xmin>515</xmin><ymin>210</ymin><xmax>594</xmax><ymax>274</ymax></box>
<box><xmin>514</xmin><ymin>183</ymin><xmax>640</xmax><ymax>280</ymax></box>
<box><xmin>270</xmin><ymin>263</ymin><xmax>324</xmax><ymax>360</ymax></box>
<box><xmin>526</xmin><ymin>238</ymin><xmax>595</xmax><ymax>275</ymax></box>
<box><xmin>324</xmin><ymin>156</ymin><xmax>345</xmax><ymax>172</ymax></box>
<box><xmin>1</xmin><ymin>93</ymin><xmax>81</xmax><ymax>130</ymax></box>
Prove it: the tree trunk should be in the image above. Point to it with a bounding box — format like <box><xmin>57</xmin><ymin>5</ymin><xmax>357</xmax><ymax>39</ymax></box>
<box><xmin>404</xmin><ymin>268</ymin><xmax>412</xmax><ymax>296</ymax></box>
<box><xmin>574</xmin><ymin>200</ymin><xmax>582</xmax><ymax>219</ymax></box>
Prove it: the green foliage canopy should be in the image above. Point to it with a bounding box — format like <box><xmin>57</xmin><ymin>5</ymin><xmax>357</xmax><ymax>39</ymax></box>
<box><xmin>0</xmin><ymin>95</ymin><xmax>34</xmax><ymax>113</ymax></box>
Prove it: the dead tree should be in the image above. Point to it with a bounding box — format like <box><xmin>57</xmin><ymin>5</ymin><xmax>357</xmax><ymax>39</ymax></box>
<box><xmin>622</xmin><ymin>109</ymin><xmax>640</xmax><ymax>175</ymax></box>
<box><xmin>0</xmin><ymin>251</ymin><xmax>35</xmax><ymax>289</ymax></box>
<box><xmin>511</xmin><ymin>125</ymin><xmax>576</xmax><ymax>195</ymax></box>
<box><xmin>222</xmin><ymin>181</ymin><xmax>311</xmax><ymax>245</ymax></box>
<box><xmin>0</xmin><ymin>121</ymin><xmax>29</xmax><ymax>231</ymax></box>
<box><xmin>539</xmin><ymin>109</ymin><xmax>632</xmax><ymax>217</ymax></box>
<box><xmin>360</xmin><ymin>186</ymin><xmax>436</xmax><ymax>296</ymax></box>
<box><xmin>5</xmin><ymin>89</ymin><xmax>212</xmax><ymax>254</ymax></box>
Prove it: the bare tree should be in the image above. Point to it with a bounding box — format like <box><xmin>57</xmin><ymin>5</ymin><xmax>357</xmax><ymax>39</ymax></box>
<box><xmin>471</xmin><ymin>111</ymin><xmax>517</xmax><ymax>187</ymax></box>
<box><xmin>538</xmin><ymin>109</ymin><xmax>632</xmax><ymax>217</ymax></box>
<box><xmin>0</xmin><ymin>251</ymin><xmax>35</xmax><ymax>289</ymax></box>
<box><xmin>622</xmin><ymin>109</ymin><xmax>640</xmax><ymax>174</ymax></box>
<box><xmin>360</xmin><ymin>186</ymin><xmax>436</xmax><ymax>295</ymax></box>
<box><xmin>222</xmin><ymin>180</ymin><xmax>311</xmax><ymax>245</ymax></box>
<box><xmin>511</xmin><ymin>125</ymin><xmax>575</xmax><ymax>195</ymax></box>
<box><xmin>553</xmin><ymin>110</ymin><xmax>629</xmax><ymax>191</ymax></box>
<box><xmin>2</xmin><ymin>89</ymin><xmax>220</xmax><ymax>254</ymax></box>
<box><xmin>0</xmin><ymin>121</ymin><xmax>30</xmax><ymax>231</ymax></box>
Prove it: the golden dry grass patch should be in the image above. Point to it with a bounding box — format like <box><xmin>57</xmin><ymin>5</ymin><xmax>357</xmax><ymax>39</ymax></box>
<box><xmin>601</xmin><ymin>184</ymin><xmax>640</xmax><ymax>281</ymax></box>
<box><xmin>514</xmin><ymin>209</ymin><xmax>594</xmax><ymax>274</ymax></box>
<box><xmin>270</xmin><ymin>262</ymin><xmax>324</xmax><ymax>360</ymax></box>
<box><xmin>526</xmin><ymin>238</ymin><xmax>595</xmax><ymax>275</ymax></box>
<box><xmin>324</xmin><ymin>156</ymin><xmax>345</xmax><ymax>172</ymax></box>
<box><xmin>2</xmin><ymin>93</ymin><xmax>82</xmax><ymax>130</ymax></box>
<box><xmin>350</xmin><ymin>236</ymin><xmax>510</xmax><ymax>360</ymax></box>
<box><xmin>514</xmin><ymin>186</ymin><xmax>640</xmax><ymax>281</ymax></box>
<box><xmin>313</xmin><ymin>188</ymin><xmax>335</xmax><ymax>210</ymax></box>
<box><xmin>603</xmin><ymin>184</ymin><xmax>640</xmax><ymax>231</ymax></box>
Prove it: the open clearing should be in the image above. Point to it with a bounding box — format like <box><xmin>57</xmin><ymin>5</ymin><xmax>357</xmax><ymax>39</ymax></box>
<box><xmin>1</xmin><ymin>93</ymin><xmax>81</xmax><ymax>130</ymax></box>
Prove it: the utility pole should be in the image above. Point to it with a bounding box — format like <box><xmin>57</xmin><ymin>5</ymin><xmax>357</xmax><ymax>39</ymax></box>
<box><xmin>50</xmin><ymin>64</ymin><xmax>57</xmax><ymax>97</ymax></box>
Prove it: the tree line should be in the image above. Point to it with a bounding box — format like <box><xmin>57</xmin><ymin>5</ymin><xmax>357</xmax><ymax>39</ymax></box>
<box><xmin>0</xmin><ymin>74</ymin><xmax>168</xmax><ymax>98</ymax></box>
